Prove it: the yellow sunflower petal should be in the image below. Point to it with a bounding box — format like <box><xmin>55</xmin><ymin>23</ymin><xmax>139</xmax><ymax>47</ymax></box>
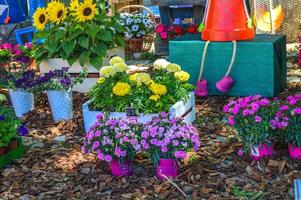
<box><xmin>33</xmin><ymin>8</ymin><xmax>48</xmax><ymax>31</ymax></box>
<box><xmin>75</xmin><ymin>0</ymin><xmax>98</xmax><ymax>22</ymax></box>
<box><xmin>47</xmin><ymin>1</ymin><xmax>67</xmax><ymax>24</ymax></box>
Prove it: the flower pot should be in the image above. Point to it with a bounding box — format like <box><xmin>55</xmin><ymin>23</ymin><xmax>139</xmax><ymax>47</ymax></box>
<box><xmin>195</xmin><ymin>79</ymin><xmax>208</xmax><ymax>97</ymax></box>
<box><xmin>250</xmin><ymin>144</ymin><xmax>274</xmax><ymax>160</ymax></box>
<box><xmin>109</xmin><ymin>159</ymin><xmax>132</xmax><ymax>177</ymax></box>
<box><xmin>9</xmin><ymin>89</ymin><xmax>34</xmax><ymax>118</ymax></box>
<box><xmin>0</xmin><ymin>147</ymin><xmax>5</xmax><ymax>156</ymax></box>
<box><xmin>216</xmin><ymin>76</ymin><xmax>234</xmax><ymax>94</ymax></box>
<box><xmin>288</xmin><ymin>144</ymin><xmax>301</xmax><ymax>160</ymax></box>
<box><xmin>7</xmin><ymin>140</ymin><xmax>18</xmax><ymax>152</ymax></box>
<box><xmin>47</xmin><ymin>89</ymin><xmax>73</xmax><ymax>123</ymax></box>
<box><xmin>156</xmin><ymin>159</ymin><xmax>179</xmax><ymax>180</ymax></box>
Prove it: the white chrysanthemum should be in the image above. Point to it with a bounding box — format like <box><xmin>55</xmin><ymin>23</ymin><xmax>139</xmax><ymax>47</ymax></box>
<box><xmin>134</xmin><ymin>18</ymin><xmax>141</xmax><ymax>23</ymax></box>
<box><xmin>153</xmin><ymin>59</ymin><xmax>170</xmax><ymax>70</ymax></box>
<box><xmin>142</xmin><ymin>18</ymin><xmax>149</xmax><ymax>25</ymax></box>
<box><xmin>125</xmin><ymin>32</ymin><xmax>132</xmax><ymax>39</ymax></box>
<box><xmin>126</xmin><ymin>18</ymin><xmax>132</xmax><ymax>25</ymax></box>
<box><xmin>132</xmin><ymin>25</ymin><xmax>139</xmax><ymax>32</ymax></box>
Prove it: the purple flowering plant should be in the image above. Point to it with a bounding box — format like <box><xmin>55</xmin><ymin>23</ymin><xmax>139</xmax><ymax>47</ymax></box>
<box><xmin>0</xmin><ymin>94</ymin><xmax>28</xmax><ymax>148</ymax></box>
<box><xmin>0</xmin><ymin>43</ymin><xmax>33</xmax><ymax>65</ymax></box>
<box><xmin>140</xmin><ymin>112</ymin><xmax>201</xmax><ymax>166</ymax></box>
<box><xmin>223</xmin><ymin>95</ymin><xmax>278</xmax><ymax>152</ymax></box>
<box><xmin>270</xmin><ymin>94</ymin><xmax>301</xmax><ymax>147</ymax></box>
<box><xmin>82</xmin><ymin>114</ymin><xmax>142</xmax><ymax>163</ymax></box>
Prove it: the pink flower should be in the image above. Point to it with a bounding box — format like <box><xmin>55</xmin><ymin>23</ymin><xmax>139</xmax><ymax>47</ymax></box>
<box><xmin>105</xmin><ymin>155</ymin><xmax>112</xmax><ymax>162</ymax></box>
<box><xmin>228</xmin><ymin>116</ymin><xmax>235</xmax><ymax>126</ymax></box>
<box><xmin>92</xmin><ymin>141</ymin><xmax>100</xmax><ymax>150</ymax></box>
<box><xmin>1</xmin><ymin>43</ymin><xmax>12</xmax><ymax>49</ymax></box>
<box><xmin>160</xmin><ymin>32</ymin><xmax>168</xmax><ymax>40</ymax></box>
<box><xmin>242</xmin><ymin>109</ymin><xmax>249</xmax><ymax>116</ymax></box>
<box><xmin>161</xmin><ymin>146</ymin><xmax>168</xmax><ymax>153</ymax></box>
<box><xmin>280</xmin><ymin>106</ymin><xmax>289</xmax><ymax>111</ymax></box>
<box><xmin>97</xmin><ymin>151</ymin><xmax>105</xmax><ymax>160</ymax></box>
<box><xmin>166</xmin><ymin>26</ymin><xmax>173</xmax><ymax>32</ymax></box>
<box><xmin>223</xmin><ymin>105</ymin><xmax>230</xmax><ymax>113</ymax></box>
<box><xmin>94</xmin><ymin>130</ymin><xmax>101</xmax><ymax>137</ymax></box>
<box><xmin>172</xmin><ymin>140</ymin><xmax>179</xmax><ymax>146</ymax></box>
<box><xmin>255</xmin><ymin>116</ymin><xmax>262</xmax><ymax>123</ymax></box>
<box><xmin>293</xmin><ymin>107</ymin><xmax>301</xmax><ymax>115</ymax></box>
<box><xmin>237</xmin><ymin>148</ymin><xmax>244</xmax><ymax>157</ymax></box>
<box><xmin>156</xmin><ymin>24</ymin><xmax>165</xmax><ymax>33</ymax></box>
<box><xmin>25</xmin><ymin>42</ymin><xmax>33</xmax><ymax>49</ymax></box>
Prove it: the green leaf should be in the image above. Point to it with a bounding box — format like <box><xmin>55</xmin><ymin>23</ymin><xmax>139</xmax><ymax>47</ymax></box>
<box><xmin>55</xmin><ymin>31</ymin><xmax>64</xmax><ymax>40</ymax></box>
<box><xmin>90</xmin><ymin>56</ymin><xmax>104</xmax><ymax>70</ymax></box>
<box><xmin>97</xmin><ymin>30</ymin><xmax>113</xmax><ymax>42</ymax></box>
<box><xmin>62</xmin><ymin>41</ymin><xmax>76</xmax><ymax>56</ymax></box>
<box><xmin>67</xmin><ymin>57</ymin><xmax>78</xmax><ymax>66</ymax></box>
<box><xmin>79</xmin><ymin>51</ymin><xmax>91</xmax><ymax>67</ymax></box>
<box><xmin>87</xmin><ymin>27</ymin><xmax>99</xmax><ymax>38</ymax></box>
<box><xmin>79</xmin><ymin>37</ymin><xmax>90</xmax><ymax>49</ymax></box>
<box><xmin>93</xmin><ymin>42</ymin><xmax>107</xmax><ymax>57</ymax></box>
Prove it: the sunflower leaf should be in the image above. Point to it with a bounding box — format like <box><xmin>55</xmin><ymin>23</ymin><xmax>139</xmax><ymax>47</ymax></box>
<box><xmin>90</xmin><ymin>56</ymin><xmax>103</xmax><ymax>70</ymax></box>
<box><xmin>79</xmin><ymin>51</ymin><xmax>91</xmax><ymax>67</ymax></box>
<box><xmin>79</xmin><ymin>37</ymin><xmax>90</xmax><ymax>49</ymax></box>
<box><xmin>62</xmin><ymin>41</ymin><xmax>76</xmax><ymax>56</ymax></box>
<box><xmin>97</xmin><ymin>30</ymin><xmax>112</xmax><ymax>42</ymax></box>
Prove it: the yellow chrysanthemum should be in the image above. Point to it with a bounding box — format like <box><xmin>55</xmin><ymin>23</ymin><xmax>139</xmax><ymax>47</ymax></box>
<box><xmin>97</xmin><ymin>78</ymin><xmax>105</xmax><ymax>84</ymax></box>
<box><xmin>153</xmin><ymin>59</ymin><xmax>170</xmax><ymax>70</ymax></box>
<box><xmin>149</xmin><ymin>95</ymin><xmax>160</xmax><ymax>102</ymax></box>
<box><xmin>130</xmin><ymin>73</ymin><xmax>151</xmax><ymax>86</ymax></box>
<box><xmin>174</xmin><ymin>71</ymin><xmax>190</xmax><ymax>82</ymax></box>
<box><xmin>114</xmin><ymin>62</ymin><xmax>128</xmax><ymax>72</ymax></box>
<box><xmin>166</xmin><ymin>63</ymin><xmax>181</xmax><ymax>73</ymax></box>
<box><xmin>99</xmin><ymin>66</ymin><xmax>116</xmax><ymax>78</ymax></box>
<box><xmin>47</xmin><ymin>1</ymin><xmax>67</xmax><ymax>24</ymax></box>
<box><xmin>149</xmin><ymin>83</ymin><xmax>167</xmax><ymax>96</ymax></box>
<box><xmin>33</xmin><ymin>8</ymin><xmax>48</xmax><ymax>31</ymax></box>
<box><xmin>69</xmin><ymin>0</ymin><xmax>79</xmax><ymax>11</ymax></box>
<box><xmin>75</xmin><ymin>0</ymin><xmax>98</xmax><ymax>22</ymax></box>
<box><xmin>113</xmin><ymin>82</ymin><xmax>131</xmax><ymax>96</ymax></box>
<box><xmin>109</xmin><ymin>56</ymin><xmax>124</xmax><ymax>66</ymax></box>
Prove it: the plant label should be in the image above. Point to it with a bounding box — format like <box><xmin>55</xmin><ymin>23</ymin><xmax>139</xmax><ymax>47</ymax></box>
<box><xmin>251</xmin><ymin>147</ymin><xmax>260</xmax><ymax>157</ymax></box>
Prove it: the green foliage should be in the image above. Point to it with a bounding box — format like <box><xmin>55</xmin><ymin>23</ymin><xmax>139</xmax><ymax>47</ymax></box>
<box><xmin>231</xmin><ymin>186</ymin><xmax>265</xmax><ymax>200</ymax></box>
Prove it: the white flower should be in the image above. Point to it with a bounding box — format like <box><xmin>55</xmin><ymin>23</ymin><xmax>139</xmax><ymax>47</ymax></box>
<box><xmin>134</xmin><ymin>18</ymin><xmax>141</xmax><ymax>23</ymax></box>
<box><xmin>132</xmin><ymin>25</ymin><xmax>139</xmax><ymax>32</ymax></box>
<box><xmin>142</xmin><ymin>18</ymin><xmax>149</xmax><ymax>25</ymax></box>
<box><xmin>140</xmin><ymin>30</ymin><xmax>145</xmax><ymax>35</ymax></box>
<box><xmin>125</xmin><ymin>32</ymin><xmax>132</xmax><ymax>39</ymax></box>
<box><xmin>154</xmin><ymin>59</ymin><xmax>170</xmax><ymax>70</ymax></box>
<box><xmin>126</xmin><ymin>18</ymin><xmax>132</xmax><ymax>25</ymax></box>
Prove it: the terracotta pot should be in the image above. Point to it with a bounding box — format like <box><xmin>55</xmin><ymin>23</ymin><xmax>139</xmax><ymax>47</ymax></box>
<box><xmin>288</xmin><ymin>144</ymin><xmax>301</xmax><ymax>160</ymax></box>
<box><xmin>0</xmin><ymin>147</ymin><xmax>5</xmax><ymax>156</ymax></box>
<box><xmin>109</xmin><ymin>159</ymin><xmax>132</xmax><ymax>177</ymax></box>
<box><xmin>156</xmin><ymin>159</ymin><xmax>179</xmax><ymax>180</ymax></box>
<box><xmin>7</xmin><ymin>140</ymin><xmax>18</xmax><ymax>152</ymax></box>
<box><xmin>250</xmin><ymin>144</ymin><xmax>274</xmax><ymax>161</ymax></box>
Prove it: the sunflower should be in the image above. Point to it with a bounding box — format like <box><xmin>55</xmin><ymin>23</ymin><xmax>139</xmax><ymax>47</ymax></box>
<box><xmin>75</xmin><ymin>0</ymin><xmax>98</xmax><ymax>22</ymax></box>
<box><xmin>33</xmin><ymin>8</ymin><xmax>48</xmax><ymax>31</ymax></box>
<box><xmin>69</xmin><ymin>0</ymin><xmax>79</xmax><ymax>12</ymax></box>
<box><xmin>47</xmin><ymin>1</ymin><xmax>67</xmax><ymax>24</ymax></box>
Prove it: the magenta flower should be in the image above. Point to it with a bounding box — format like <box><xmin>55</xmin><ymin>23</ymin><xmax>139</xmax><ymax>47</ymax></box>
<box><xmin>255</xmin><ymin>116</ymin><xmax>262</xmax><ymax>123</ymax></box>
<box><xmin>92</xmin><ymin>141</ymin><xmax>100</xmax><ymax>150</ymax></box>
<box><xmin>228</xmin><ymin>116</ymin><xmax>235</xmax><ymax>126</ymax></box>
<box><xmin>293</xmin><ymin>107</ymin><xmax>301</xmax><ymax>115</ymax></box>
<box><xmin>105</xmin><ymin>155</ymin><xmax>112</xmax><ymax>162</ymax></box>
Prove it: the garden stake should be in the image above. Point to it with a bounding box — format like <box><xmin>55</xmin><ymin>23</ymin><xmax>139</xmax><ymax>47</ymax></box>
<box><xmin>215</xmin><ymin>41</ymin><xmax>237</xmax><ymax>94</ymax></box>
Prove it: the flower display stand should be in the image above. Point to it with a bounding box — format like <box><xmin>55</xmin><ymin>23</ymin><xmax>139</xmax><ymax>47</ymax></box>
<box><xmin>39</xmin><ymin>48</ymin><xmax>125</xmax><ymax>93</ymax></box>
<box><xmin>83</xmin><ymin>92</ymin><xmax>195</xmax><ymax>132</ymax></box>
<box><xmin>169</xmin><ymin>34</ymin><xmax>287</xmax><ymax>97</ymax></box>
<box><xmin>0</xmin><ymin>138</ymin><xmax>24</xmax><ymax>169</ymax></box>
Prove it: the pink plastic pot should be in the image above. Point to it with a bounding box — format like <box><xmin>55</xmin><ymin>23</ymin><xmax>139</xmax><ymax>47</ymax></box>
<box><xmin>156</xmin><ymin>159</ymin><xmax>179</xmax><ymax>180</ymax></box>
<box><xmin>288</xmin><ymin>144</ymin><xmax>301</xmax><ymax>160</ymax></box>
<box><xmin>250</xmin><ymin>144</ymin><xmax>274</xmax><ymax>161</ymax></box>
<box><xmin>109</xmin><ymin>159</ymin><xmax>132</xmax><ymax>177</ymax></box>
<box><xmin>216</xmin><ymin>76</ymin><xmax>234</xmax><ymax>94</ymax></box>
<box><xmin>195</xmin><ymin>79</ymin><xmax>208</xmax><ymax>97</ymax></box>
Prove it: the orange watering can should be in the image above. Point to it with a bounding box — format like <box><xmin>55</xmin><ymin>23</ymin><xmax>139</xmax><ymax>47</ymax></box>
<box><xmin>202</xmin><ymin>0</ymin><xmax>255</xmax><ymax>41</ymax></box>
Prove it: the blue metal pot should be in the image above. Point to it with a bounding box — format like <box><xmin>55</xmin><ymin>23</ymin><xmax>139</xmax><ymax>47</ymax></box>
<box><xmin>9</xmin><ymin>89</ymin><xmax>34</xmax><ymax>118</ymax></box>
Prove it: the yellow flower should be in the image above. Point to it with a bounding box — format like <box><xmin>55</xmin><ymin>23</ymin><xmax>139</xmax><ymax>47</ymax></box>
<box><xmin>153</xmin><ymin>59</ymin><xmax>170</xmax><ymax>70</ymax></box>
<box><xmin>97</xmin><ymin>78</ymin><xmax>105</xmax><ymax>84</ymax></box>
<box><xmin>149</xmin><ymin>83</ymin><xmax>167</xmax><ymax>96</ymax></box>
<box><xmin>99</xmin><ymin>66</ymin><xmax>116</xmax><ymax>78</ymax></box>
<box><xmin>69</xmin><ymin>0</ymin><xmax>79</xmax><ymax>11</ymax></box>
<box><xmin>130</xmin><ymin>73</ymin><xmax>151</xmax><ymax>86</ymax></box>
<box><xmin>47</xmin><ymin>1</ymin><xmax>67</xmax><ymax>24</ymax></box>
<box><xmin>149</xmin><ymin>95</ymin><xmax>160</xmax><ymax>102</ymax></box>
<box><xmin>113</xmin><ymin>82</ymin><xmax>131</xmax><ymax>96</ymax></box>
<box><xmin>33</xmin><ymin>8</ymin><xmax>48</xmax><ymax>31</ymax></box>
<box><xmin>74</xmin><ymin>0</ymin><xmax>98</xmax><ymax>22</ymax></box>
<box><xmin>166</xmin><ymin>63</ymin><xmax>181</xmax><ymax>73</ymax></box>
<box><xmin>174</xmin><ymin>71</ymin><xmax>190</xmax><ymax>82</ymax></box>
<box><xmin>109</xmin><ymin>56</ymin><xmax>125</xmax><ymax>66</ymax></box>
<box><xmin>114</xmin><ymin>62</ymin><xmax>128</xmax><ymax>72</ymax></box>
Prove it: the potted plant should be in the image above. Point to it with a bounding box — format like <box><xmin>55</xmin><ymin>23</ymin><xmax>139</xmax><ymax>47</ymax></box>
<box><xmin>270</xmin><ymin>94</ymin><xmax>301</xmax><ymax>159</ymax></box>
<box><xmin>223</xmin><ymin>95</ymin><xmax>277</xmax><ymax>160</ymax></box>
<box><xmin>0</xmin><ymin>42</ymin><xmax>34</xmax><ymax>66</ymax></box>
<box><xmin>119</xmin><ymin>5</ymin><xmax>155</xmax><ymax>53</ymax></box>
<box><xmin>82</xmin><ymin>114</ymin><xmax>142</xmax><ymax>177</ymax></box>
<box><xmin>32</xmin><ymin>0</ymin><xmax>125</xmax><ymax>69</ymax></box>
<box><xmin>140</xmin><ymin>112</ymin><xmax>200</xmax><ymax>179</ymax></box>
<box><xmin>0</xmin><ymin>93</ymin><xmax>28</xmax><ymax>156</ymax></box>
<box><xmin>26</xmin><ymin>68</ymin><xmax>87</xmax><ymax>122</ymax></box>
<box><xmin>84</xmin><ymin>57</ymin><xmax>195</xmax><ymax>132</ymax></box>
<box><xmin>0</xmin><ymin>61</ymin><xmax>36</xmax><ymax>118</ymax></box>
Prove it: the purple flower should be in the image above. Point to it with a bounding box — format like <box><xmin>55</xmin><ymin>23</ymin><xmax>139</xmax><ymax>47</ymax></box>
<box><xmin>280</xmin><ymin>106</ymin><xmax>289</xmax><ymax>111</ymax></box>
<box><xmin>120</xmin><ymin>151</ymin><xmax>126</xmax><ymax>157</ymax></box>
<box><xmin>141</xmin><ymin>131</ymin><xmax>149</xmax><ymax>139</ymax></box>
<box><xmin>0</xmin><ymin>115</ymin><xmax>5</xmax><ymax>121</ymax></box>
<box><xmin>105</xmin><ymin>155</ymin><xmax>112</xmax><ymax>162</ymax></box>
<box><xmin>97</xmin><ymin>151</ymin><xmax>105</xmax><ymax>160</ymax></box>
<box><xmin>25</xmin><ymin>42</ymin><xmax>33</xmax><ymax>49</ymax></box>
<box><xmin>96</xmin><ymin>113</ymin><xmax>104</xmax><ymax>120</ymax></box>
<box><xmin>242</xmin><ymin>109</ymin><xmax>249</xmax><ymax>116</ymax></box>
<box><xmin>114</xmin><ymin>147</ymin><xmax>121</xmax><ymax>156</ymax></box>
<box><xmin>94</xmin><ymin>130</ymin><xmax>101</xmax><ymax>137</ymax></box>
<box><xmin>160</xmin><ymin>112</ymin><xmax>168</xmax><ymax>118</ymax></box>
<box><xmin>60</xmin><ymin>78</ymin><xmax>71</xmax><ymax>86</ymax></box>
<box><xmin>293</xmin><ymin>107</ymin><xmax>301</xmax><ymax>115</ymax></box>
<box><xmin>172</xmin><ymin>140</ymin><xmax>179</xmax><ymax>146</ymax></box>
<box><xmin>92</xmin><ymin>141</ymin><xmax>100</xmax><ymax>150</ymax></box>
<box><xmin>174</xmin><ymin>150</ymin><xmax>187</xmax><ymax>159</ymax></box>
<box><xmin>18</xmin><ymin>125</ymin><xmax>29</xmax><ymax>136</ymax></box>
<box><xmin>161</xmin><ymin>146</ymin><xmax>168</xmax><ymax>153</ymax></box>
<box><xmin>254</xmin><ymin>116</ymin><xmax>262</xmax><ymax>123</ymax></box>
<box><xmin>228</xmin><ymin>116</ymin><xmax>235</xmax><ymax>126</ymax></box>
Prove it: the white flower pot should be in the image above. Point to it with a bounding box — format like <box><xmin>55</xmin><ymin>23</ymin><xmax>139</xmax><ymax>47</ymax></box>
<box><xmin>82</xmin><ymin>92</ymin><xmax>196</xmax><ymax>132</ymax></box>
<box><xmin>39</xmin><ymin>48</ymin><xmax>125</xmax><ymax>93</ymax></box>
<box><xmin>9</xmin><ymin>89</ymin><xmax>34</xmax><ymax>118</ymax></box>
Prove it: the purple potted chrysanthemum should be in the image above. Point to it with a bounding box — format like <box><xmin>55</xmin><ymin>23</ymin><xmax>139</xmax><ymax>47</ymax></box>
<box><xmin>82</xmin><ymin>114</ymin><xmax>142</xmax><ymax>177</ymax></box>
<box><xmin>140</xmin><ymin>112</ymin><xmax>201</xmax><ymax>180</ymax></box>
<box><xmin>223</xmin><ymin>95</ymin><xmax>278</xmax><ymax>160</ymax></box>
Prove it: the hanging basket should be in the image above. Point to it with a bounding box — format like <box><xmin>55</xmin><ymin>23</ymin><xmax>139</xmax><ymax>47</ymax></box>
<box><xmin>118</xmin><ymin>5</ymin><xmax>155</xmax><ymax>53</ymax></box>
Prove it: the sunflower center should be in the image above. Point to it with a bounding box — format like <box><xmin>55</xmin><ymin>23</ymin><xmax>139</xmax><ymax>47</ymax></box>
<box><xmin>57</xmin><ymin>10</ymin><xmax>63</xmax><ymax>18</ymax></box>
<box><xmin>39</xmin><ymin>14</ymin><xmax>46</xmax><ymax>23</ymax></box>
<box><xmin>83</xmin><ymin>7</ymin><xmax>92</xmax><ymax>16</ymax></box>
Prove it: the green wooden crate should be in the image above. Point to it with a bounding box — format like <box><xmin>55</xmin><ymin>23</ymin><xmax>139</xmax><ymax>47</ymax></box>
<box><xmin>169</xmin><ymin>34</ymin><xmax>287</xmax><ymax>97</ymax></box>
<box><xmin>0</xmin><ymin>138</ymin><xmax>24</xmax><ymax>169</ymax></box>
